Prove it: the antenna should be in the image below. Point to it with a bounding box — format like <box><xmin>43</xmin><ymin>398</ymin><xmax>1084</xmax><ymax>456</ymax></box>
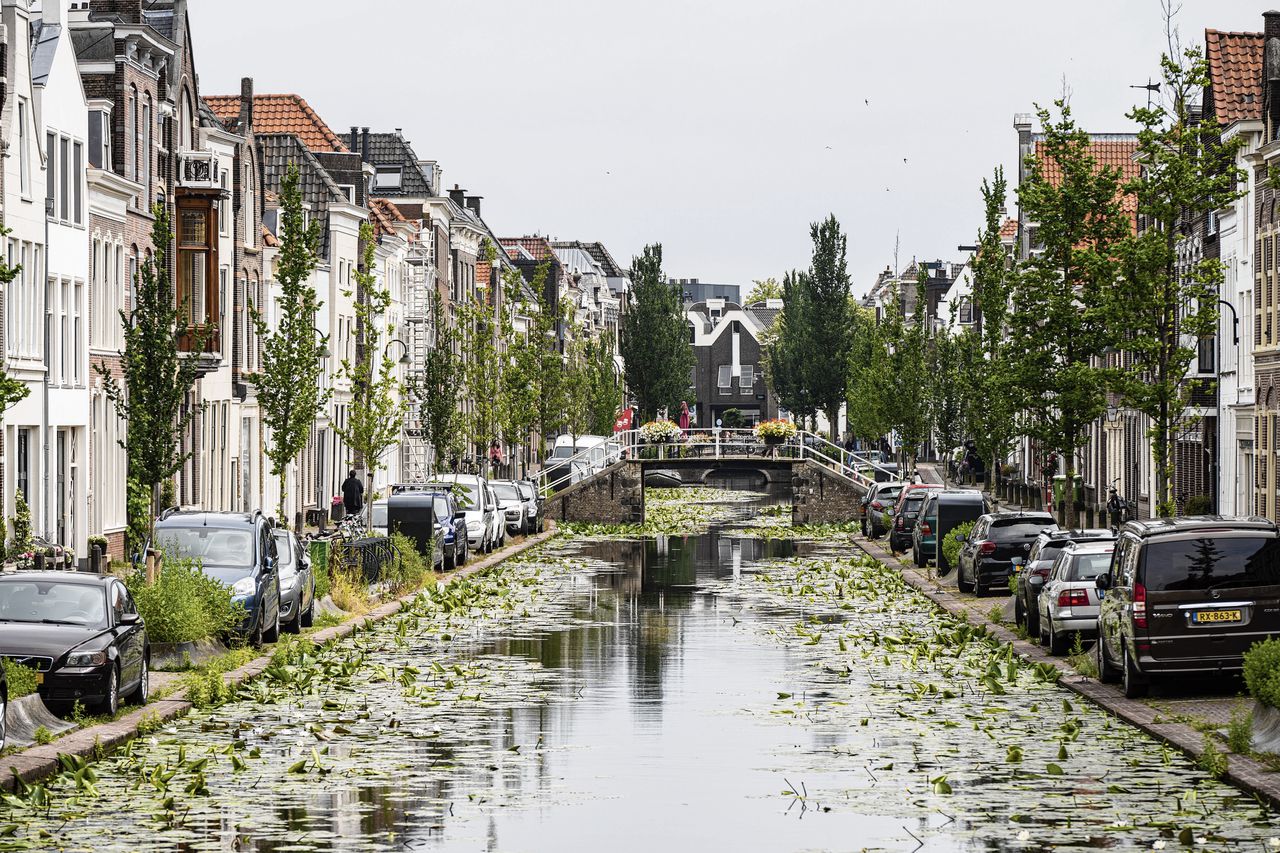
<box><xmin>893</xmin><ymin>231</ymin><xmax>900</xmax><ymax>276</ymax></box>
<box><xmin>1130</xmin><ymin>79</ymin><xmax>1161</xmax><ymax>109</ymax></box>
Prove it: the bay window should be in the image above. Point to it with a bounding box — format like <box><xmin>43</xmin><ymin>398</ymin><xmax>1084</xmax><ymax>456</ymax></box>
<box><xmin>176</xmin><ymin>199</ymin><xmax>218</xmax><ymax>353</ymax></box>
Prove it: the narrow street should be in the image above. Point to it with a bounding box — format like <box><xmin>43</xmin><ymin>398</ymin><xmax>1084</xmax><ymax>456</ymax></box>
<box><xmin>4</xmin><ymin>486</ymin><xmax>1277</xmax><ymax>852</ymax></box>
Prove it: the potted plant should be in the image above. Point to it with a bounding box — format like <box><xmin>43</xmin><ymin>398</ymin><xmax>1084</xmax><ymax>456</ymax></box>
<box><xmin>639</xmin><ymin>419</ymin><xmax>683</xmax><ymax>444</ymax></box>
<box><xmin>754</xmin><ymin>419</ymin><xmax>797</xmax><ymax>446</ymax></box>
<box><xmin>89</xmin><ymin>535</ymin><xmax>109</xmax><ymax>573</ymax></box>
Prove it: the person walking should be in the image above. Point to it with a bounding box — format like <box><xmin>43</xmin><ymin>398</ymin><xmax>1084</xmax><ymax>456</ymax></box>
<box><xmin>678</xmin><ymin>401</ymin><xmax>690</xmax><ymax>435</ymax></box>
<box><xmin>341</xmin><ymin>470</ymin><xmax>364</xmax><ymax>516</ymax></box>
<box><xmin>489</xmin><ymin>440</ymin><xmax>504</xmax><ymax>478</ymax></box>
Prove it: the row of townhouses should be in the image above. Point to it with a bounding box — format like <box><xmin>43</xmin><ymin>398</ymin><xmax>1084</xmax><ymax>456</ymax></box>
<box><xmin>0</xmin><ymin>0</ymin><xmax>628</xmax><ymax>563</ymax></box>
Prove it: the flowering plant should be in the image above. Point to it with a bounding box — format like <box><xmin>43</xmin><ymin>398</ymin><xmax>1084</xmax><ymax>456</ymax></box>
<box><xmin>754</xmin><ymin>419</ymin><xmax>797</xmax><ymax>441</ymax></box>
<box><xmin>640</xmin><ymin>419</ymin><xmax>683</xmax><ymax>443</ymax></box>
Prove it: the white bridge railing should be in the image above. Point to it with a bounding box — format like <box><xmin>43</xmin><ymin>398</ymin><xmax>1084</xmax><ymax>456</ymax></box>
<box><xmin>534</xmin><ymin>428</ymin><xmax>899</xmax><ymax>495</ymax></box>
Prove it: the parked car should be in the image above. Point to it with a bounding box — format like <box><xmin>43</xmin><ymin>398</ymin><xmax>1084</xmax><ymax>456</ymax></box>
<box><xmin>492</xmin><ymin>480</ymin><xmax>530</xmax><ymax>536</ymax></box>
<box><xmin>1015</xmin><ymin>528</ymin><xmax>1114</xmax><ymax>637</ymax></box>
<box><xmin>955</xmin><ymin>511</ymin><xmax>1056</xmax><ymax>595</ymax></box>
<box><xmin>1038</xmin><ymin>540</ymin><xmax>1115</xmax><ymax>654</ymax></box>
<box><xmin>544</xmin><ymin>435</ymin><xmax>614</xmax><ymax>490</ymax></box>
<box><xmin>425</xmin><ymin>490</ymin><xmax>467</xmax><ymax>570</ymax></box>
<box><xmin>425</xmin><ymin>475</ymin><xmax>497</xmax><ymax>553</ymax></box>
<box><xmin>887</xmin><ymin>484</ymin><xmax>943</xmax><ymax>553</ymax></box>
<box><xmin>370</xmin><ymin>500</ymin><xmax>388</xmax><ymax>537</ymax></box>
<box><xmin>273</xmin><ymin>529</ymin><xmax>315</xmax><ymax>634</ymax></box>
<box><xmin>517</xmin><ymin>479</ymin><xmax>544</xmax><ymax>534</ymax></box>
<box><xmin>485</xmin><ymin>483</ymin><xmax>506</xmax><ymax>550</ymax></box>
<box><xmin>0</xmin><ymin>572</ymin><xmax>148</xmax><ymax>716</ymax></box>
<box><xmin>913</xmin><ymin>489</ymin><xmax>988</xmax><ymax>574</ymax></box>
<box><xmin>1096</xmin><ymin>517</ymin><xmax>1280</xmax><ymax>698</ymax></box>
<box><xmin>860</xmin><ymin>481</ymin><xmax>906</xmax><ymax>538</ymax></box>
<box><xmin>152</xmin><ymin>510</ymin><xmax>281</xmax><ymax>647</ymax></box>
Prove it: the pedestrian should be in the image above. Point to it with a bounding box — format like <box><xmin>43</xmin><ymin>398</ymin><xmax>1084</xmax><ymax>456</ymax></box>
<box><xmin>341</xmin><ymin>469</ymin><xmax>364</xmax><ymax>515</ymax></box>
<box><xmin>678</xmin><ymin>401</ymin><xmax>690</xmax><ymax>435</ymax></box>
<box><xmin>1107</xmin><ymin>486</ymin><xmax>1123</xmax><ymax>530</ymax></box>
<box><xmin>489</xmin><ymin>440</ymin><xmax>504</xmax><ymax>477</ymax></box>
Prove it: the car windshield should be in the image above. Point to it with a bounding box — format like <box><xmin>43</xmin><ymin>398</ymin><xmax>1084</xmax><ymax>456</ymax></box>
<box><xmin>1034</xmin><ymin>545</ymin><xmax>1066</xmax><ymax>565</ymax></box>
<box><xmin>1067</xmin><ymin>552</ymin><xmax>1113</xmax><ymax>581</ymax></box>
<box><xmin>273</xmin><ymin>532</ymin><xmax>297</xmax><ymax>577</ymax></box>
<box><xmin>155</xmin><ymin>526</ymin><xmax>254</xmax><ymax>568</ymax></box>
<box><xmin>0</xmin><ymin>581</ymin><xmax>106</xmax><ymax>626</ymax></box>
<box><xmin>550</xmin><ymin>446</ymin><xmax>575</xmax><ymax>460</ymax></box>
<box><xmin>492</xmin><ymin>483</ymin><xmax>520</xmax><ymax>501</ymax></box>
<box><xmin>433</xmin><ymin>497</ymin><xmax>451</xmax><ymax>520</ymax></box>
<box><xmin>371</xmin><ymin>503</ymin><xmax>387</xmax><ymax>529</ymax></box>
<box><xmin>1141</xmin><ymin>536</ymin><xmax>1280</xmax><ymax>592</ymax></box>
<box><xmin>990</xmin><ymin>520</ymin><xmax>1053</xmax><ymax>540</ymax></box>
<box><xmin>878</xmin><ymin>486</ymin><xmax>903</xmax><ymax>501</ymax></box>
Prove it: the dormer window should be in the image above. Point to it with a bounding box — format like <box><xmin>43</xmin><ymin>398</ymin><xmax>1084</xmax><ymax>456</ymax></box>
<box><xmin>374</xmin><ymin>166</ymin><xmax>402</xmax><ymax>190</ymax></box>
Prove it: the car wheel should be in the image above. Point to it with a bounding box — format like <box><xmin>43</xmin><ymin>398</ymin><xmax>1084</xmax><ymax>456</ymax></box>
<box><xmin>956</xmin><ymin>563</ymin><xmax>974</xmax><ymax>593</ymax></box>
<box><xmin>1014</xmin><ymin>595</ymin><xmax>1025</xmax><ymax>627</ymax></box>
<box><xmin>262</xmin><ymin>601</ymin><xmax>280</xmax><ymax>640</ymax></box>
<box><xmin>301</xmin><ymin>592</ymin><xmax>314</xmax><ymax>629</ymax></box>
<box><xmin>125</xmin><ymin>656</ymin><xmax>149</xmax><ymax>705</ymax></box>
<box><xmin>1122</xmin><ymin>643</ymin><xmax>1149</xmax><ymax>698</ymax></box>
<box><xmin>1096</xmin><ymin>634</ymin><xmax>1120</xmax><ymax>683</ymax></box>
<box><xmin>98</xmin><ymin>665</ymin><xmax>120</xmax><ymax>717</ymax></box>
<box><xmin>285</xmin><ymin>599</ymin><xmax>303</xmax><ymax>635</ymax></box>
<box><xmin>1047</xmin><ymin>622</ymin><xmax>1068</xmax><ymax>656</ymax></box>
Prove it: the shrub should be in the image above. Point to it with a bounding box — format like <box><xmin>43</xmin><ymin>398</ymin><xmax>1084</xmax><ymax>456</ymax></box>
<box><xmin>125</xmin><ymin>478</ymin><xmax>150</xmax><ymax>558</ymax></box>
<box><xmin>386</xmin><ymin>532</ymin><xmax>432</xmax><ymax>593</ymax></box>
<box><xmin>311</xmin><ymin>541</ymin><xmax>331</xmax><ymax>600</ymax></box>
<box><xmin>1244</xmin><ymin>638</ymin><xmax>1280</xmax><ymax>709</ymax></box>
<box><xmin>2</xmin><ymin>659</ymin><xmax>39</xmax><ymax>699</ymax></box>
<box><xmin>329</xmin><ymin>564</ymin><xmax>369</xmax><ymax>614</ymax></box>
<box><xmin>33</xmin><ymin>726</ymin><xmax>53</xmax><ymax>745</ymax></box>
<box><xmin>1183</xmin><ymin>494</ymin><xmax>1213</xmax><ymax>516</ymax></box>
<box><xmin>5</xmin><ymin>490</ymin><xmax>31</xmax><ymax>559</ymax></box>
<box><xmin>125</xmin><ymin>557</ymin><xmax>246</xmax><ymax>644</ymax></box>
<box><xmin>941</xmin><ymin>521</ymin><xmax>975</xmax><ymax>571</ymax></box>
<box><xmin>1228</xmin><ymin>708</ymin><xmax>1253</xmax><ymax>754</ymax></box>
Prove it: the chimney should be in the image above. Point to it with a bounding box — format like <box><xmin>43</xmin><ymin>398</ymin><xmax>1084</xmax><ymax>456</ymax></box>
<box><xmin>448</xmin><ymin>184</ymin><xmax>466</xmax><ymax>207</ymax></box>
<box><xmin>349</xmin><ymin>126</ymin><xmax>359</xmax><ymax>152</ymax></box>
<box><xmin>239</xmin><ymin>77</ymin><xmax>254</xmax><ymax>131</ymax></box>
<box><xmin>465</xmin><ymin>195</ymin><xmax>482</xmax><ymax>218</ymax></box>
<box><xmin>360</xmin><ymin>127</ymin><xmax>370</xmax><ymax>162</ymax></box>
<box><xmin>43</xmin><ymin>0</ymin><xmax>63</xmax><ymax>25</ymax></box>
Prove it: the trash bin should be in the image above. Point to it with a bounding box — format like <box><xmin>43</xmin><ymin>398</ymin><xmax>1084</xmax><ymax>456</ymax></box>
<box><xmin>1051</xmin><ymin>475</ymin><xmax>1084</xmax><ymax>508</ymax></box>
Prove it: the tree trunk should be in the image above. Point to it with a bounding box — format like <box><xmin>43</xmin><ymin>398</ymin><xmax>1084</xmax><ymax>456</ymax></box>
<box><xmin>827</xmin><ymin>405</ymin><xmax>840</xmax><ymax>444</ymax></box>
<box><xmin>277</xmin><ymin>472</ymin><xmax>288</xmax><ymax>529</ymax></box>
<box><xmin>1063</xmin><ymin>456</ymin><xmax>1078</xmax><ymax>529</ymax></box>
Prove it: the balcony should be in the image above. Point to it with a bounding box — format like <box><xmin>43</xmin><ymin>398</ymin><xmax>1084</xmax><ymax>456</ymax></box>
<box><xmin>177</xmin><ymin>149</ymin><xmax>221</xmax><ymax>190</ymax></box>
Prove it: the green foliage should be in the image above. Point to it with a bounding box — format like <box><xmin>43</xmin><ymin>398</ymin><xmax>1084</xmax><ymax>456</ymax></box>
<box><xmin>566</xmin><ymin>331</ymin><xmax>621</xmax><ymax>438</ymax></box>
<box><xmin>418</xmin><ymin>290</ymin><xmax>464</xmax><ymax>473</ymax></box>
<box><xmin>125</xmin><ymin>557</ymin><xmax>245</xmax><ymax>644</ymax></box>
<box><xmin>1008</xmin><ymin>102</ymin><xmax>1127</xmax><ymax>528</ymax></box>
<box><xmin>96</xmin><ymin>206</ymin><xmax>205</xmax><ymax>534</ymax></box>
<box><xmin>125</xmin><ymin>478</ymin><xmax>150</xmax><ymax>558</ymax></box>
<box><xmin>460</xmin><ymin>282</ymin><xmax>502</xmax><ymax>455</ymax></box>
<box><xmin>387</xmin><ymin>532</ymin><xmax>433</xmax><ymax>592</ymax></box>
<box><xmin>845</xmin><ymin>306</ymin><xmax>893</xmax><ymax>444</ymax></box>
<box><xmin>721</xmin><ymin>408</ymin><xmax>744</xmax><ymax>429</ymax></box>
<box><xmin>32</xmin><ymin>726</ymin><xmax>53</xmax><ymax>745</ymax></box>
<box><xmin>745</xmin><ymin>277</ymin><xmax>783</xmax><ymax>305</ymax></box>
<box><xmin>941</xmin><ymin>521</ymin><xmax>974</xmax><ymax>572</ymax></box>
<box><xmin>252</xmin><ymin>166</ymin><xmax>330</xmax><ymax>522</ymax></box>
<box><xmin>1183</xmin><ymin>495</ymin><xmax>1213</xmax><ymax>516</ymax></box>
<box><xmin>88</xmin><ymin>535</ymin><xmax>109</xmax><ymax>555</ymax></box>
<box><xmin>619</xmin><ymin>244</ymin><xmax>695</xmax><ymax>420</ymax></box>
<box><xmin>1227</xmin><ymin>708</ymin><xmax>1253</xmax><ymax>755</ymax></box>
<box><xmin>334</xmin><ymin>223</ymin><xmax>407</xmax><ymax>521</ymax></box>
<box><xmin>6</xmin><ymin>490</ymin><xmax>31</xmax><ymax>559</ymax></box>
<box><xmin>1197</xmin><ymin>733</ymin><xmax>1227</xmax><ymax>778</ymax></box>
<box><xmin>1109</xmin><ymin>51</ymin><xmax>1247</xmax><ymax>517</ymax></box>
<box><xmin>181</xmin><ymin>665</ymin><xmax>232</xmax><ymax>709</ymax></box>
<box><xmin>500</xmin><ymin>263</ymin><xmax>567</xmax><ymax>463</ymax></box>
<box><xmin>883</xmin><ymin>273</ymin><xmax>930</xmax><ymax>468</ymax></box>
<box><xmin>1067</xmin><ymin>633</ymin><xmax>1098</xmax><ymax>678</ymax></box>
<box><xmin>310</xmin><ymin>541</ymin><xmax>331</xmax><ymax>600</ymax></box>
<box><xmin>766</xmin><ymin>269</ymin><xmax>815</xmax><ymax>422</ymax></box>
<box><xmin>2</xmin><ymin>659</ymin><xmax>38</xmax><ymax>699</ymax></box>
<box><xmin>1244</xmin><ymin>638</ymin><xmax>1280</xmax><ymax>709</ymax></box>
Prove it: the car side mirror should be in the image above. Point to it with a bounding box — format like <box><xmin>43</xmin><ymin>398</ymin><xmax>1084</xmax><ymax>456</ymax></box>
<box><xmin>1095</xmin><ymin>574</ymin><xmax>1110</xmax><ymax>592</ymax></box>
<box><xmin>119</xmin><ymin>611</ymin><xmax>140</xmax><ymax>626</ymax></box>
<box><xmin>263</xmin><ymin>557</ymin><xmax>277</xmax><ymax>575</ymax></box>
<box><xmin>1022</xmin><ymin>543</ymin><xmax>1031</xmax><ymax>553</ymax></box>
<box><xmin>954</xmin><ymin>534</ymin><xmax>966</xmax><ymax>543</ymax></box>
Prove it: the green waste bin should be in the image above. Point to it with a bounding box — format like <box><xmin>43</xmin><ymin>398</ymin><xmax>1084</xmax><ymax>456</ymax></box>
<box><xmin>1051</xmin><ymin>475</ymin><xmax>1084</xmax><ymax>507</ymax></box>
<box><xmin>309</xmin><ymin>539</ymin><xmax>331</xmax><ymax>598</ymax></box>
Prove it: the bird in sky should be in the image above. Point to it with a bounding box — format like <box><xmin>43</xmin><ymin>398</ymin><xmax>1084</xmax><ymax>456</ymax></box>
<box><xmin>864</xmin><ymin>99</ymin><xmax>870</xmax><ymax>106</ymax></box>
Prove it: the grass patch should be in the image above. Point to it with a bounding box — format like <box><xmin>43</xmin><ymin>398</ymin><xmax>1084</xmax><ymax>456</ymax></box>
<box><xmin>32</xmin><ymin>726</ymin><xmax>53</xmax><ymax>745</ymax></box>
<box><xmin>2</xmin><ymin>659</ymin><xmax>39</xmax><ymax>699</ymax></box>
<box><xmin>308</xmin><ymin>610</ymin><xmax>346</xmax><ymax>630</ymax></box>
<box><xmin>1197</xmin><ymin>733</ymin><xmax>1228</xmax><ymax>778</ymax></box>
<box><xmin>1227</xmin><ymin>708</ymin><xmax>1254</xmax><ymax>754</ymax></box>
<box><xmin>987</xmin><ymin>603</ymin><xmax>1004</xmax><ymax>624</ymax></box>
<box><xmin>329</xmin><ymin>565</ymin><xmax>371</xmax><ymax>615</ymax></box>
<box><xmin>1067</xmin><ymin>634</ymin><xmax>1098</xmax><ymax>678</ymax></box>
<box><xmin>178</xmin><ymin>646</ymin><xmax>258</xmax><ymax>709</ymax></box>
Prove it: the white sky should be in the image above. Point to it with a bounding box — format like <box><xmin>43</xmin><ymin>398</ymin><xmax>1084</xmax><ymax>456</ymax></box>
<box><xmin>189</xmin><ymin>0</ymin><xmax>1266</xmax><ymax>297</ymax></box>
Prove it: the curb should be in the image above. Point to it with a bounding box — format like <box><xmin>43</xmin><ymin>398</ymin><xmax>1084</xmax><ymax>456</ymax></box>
<box><xmin>0</xmin><ymin>523</ymin><xmax>560</xmax><ymax>791</ymax></box>
<box><xmin>852</xmin><ymin>536</ymin><xmax>1280</xmax><ymax>809</ymax></box>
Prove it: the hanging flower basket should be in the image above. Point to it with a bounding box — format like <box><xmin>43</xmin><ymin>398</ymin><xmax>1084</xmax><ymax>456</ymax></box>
<box><xmin>755</xmin><ymin>419</ymin><xmax>797</xmax><ymax>445</ymax></box>
<box><xmin>640</xmin><ymin>419</ymin><xmax>683</xmax><ymax>444</ymax></box>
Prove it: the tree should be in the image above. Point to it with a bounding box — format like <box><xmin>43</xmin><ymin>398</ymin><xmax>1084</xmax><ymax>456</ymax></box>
<box><xmin>97</xmin><ymin>206</ymin><xmax>205</xmax><ymax>534</ymax></box>
<box><xmin>744</xmin><ymin>277</ymin><xmax>783</xmax><ymax>305</ymax></box>
<box><xmin>1111</xmin><ymin>48</ymin><xmax>1245</xmax><ymax>516</ymax></box>
<box><xmin>573</xmin><ymin>332</ymin><xmax>621</xmax><ymax>436</ymax></box>
<box><xmin>765</xmin><ymin>270</ymin><xmax>816</xmax><ymax>425</ymax></box>
<box><xmin>926</xmin><ymin>318</ymin><xmax>968</xmax><ymax>475</ymax></box>
<box><xmin>845</xmin><ymin>305</ymin><xmax>892</xmax><ymax>447</ymax></box>
<box><xmin>798</xmin><ymin>215</ymin><xmax>854</xmax><ymax>441</ymax></box>
<box><xmin>0</xmin><ymin>226</ymin><xmax>28</xmax><ymax>423</ymax></box>
<box><xmin>417</xmin><ymin>290</ymin><xmax>463</xmax><ymax>474</ymax></box>
<box><xmin>1008</xmin><ymin>102</ymin><xmax>1129</xmax><ymax>527</ymax></box>
<box><xmin>460</xmin><ymin>284</ymin><xmax>502</xmax><ymax>458</ymax></box>
<box><xmin>497</xmin><ymin>267</ymin><xmax>540</xmax><ymax>472</ymax></box>
<box><xmin>883</xmin><ymin>273</ymin><xmax>930</xmax><ymax>473</ymax></box>
<box><xmin>620</xmin><ymin>244</ymin><xmax>694</xmax><ymax>420</ymax></box>
<box><xmin>963</xmin><ymin>168</ymin><xmax>1022</xmax><ymax>493</ymax></box>
<box><xmin>334</xmin><ymin>223</ymin><xmax>406</xmax><ymax>524</ymax></box>
<box><xmin>251</xmin><ymin>167</ymin><xmax>329</xmax><ymax>524</ymax></box>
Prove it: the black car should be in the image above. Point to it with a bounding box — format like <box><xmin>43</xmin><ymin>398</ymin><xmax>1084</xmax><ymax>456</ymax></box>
<box><xmin>955</xmin><ymin>511</ymin><xmax>1056</xmax><ymax>595</ymax></box>
<box><xmin>153</xmin><ymin>510</ymin><xmax>281</xmax><ymax>647</ymax></box>
<box><xmin>1014</xmin><ymin>528</ymin><xmax>1114</xmax><ymax>637</ymax></box>
<box><xmin>860</xmin><ymin>481</ymin><xmax>906</xmax><ymax>538</ymax></box>
<box><xmin>0</xmin><ymin>572</ymin><xmax>148</xmax><ymax>716</ymax></box>
<box><xmin>273</xmin><ymin>529</ymin><xmax>315</xmax><ymax>634</ymax></box>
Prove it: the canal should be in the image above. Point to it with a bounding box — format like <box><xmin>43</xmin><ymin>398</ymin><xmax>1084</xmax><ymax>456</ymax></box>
<box><xmin>6</xmin><ymin>485</ymin><xmax>1280</xmax><ymax>851</ymax></box>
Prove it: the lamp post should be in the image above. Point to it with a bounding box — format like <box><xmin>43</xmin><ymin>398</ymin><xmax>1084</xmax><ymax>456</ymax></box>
<box><xmin>313</xmin><ymin>327</ymin><xmax>331</xmax><ymax>359</ymax></box>
<box><xmin>384</xmin><ymin>338</ymin><xmax>410</xmax><ymax>364</ymax></box>
<box><xmin>1213</xmin><ymin>299</ymin><xmax>1239</xmax><ymax>515</ymax></box>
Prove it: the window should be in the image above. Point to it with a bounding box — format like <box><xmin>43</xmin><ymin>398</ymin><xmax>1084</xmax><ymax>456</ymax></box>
<box><xmin>73</xmin><ymin>142</ymin><xmax>83</xmax><ymax>225</ymax></box>
<box><xmin>717</xmin><ymin>364</ymin><xmax>732</xmax><ymax>395</ymax></box>
<box><xmin>337</xmin><ymin>184</ymin><xmax>355</xmax><ymax>203</ymax></box>
<box><xmin>374</xmin><ymin>166</ymin><xmax>402</xmax><ymax>190</ymax></box>
<box><xmin>1198</xmin><ymin>336</ymin><xmax>1215</xmax><ymax>374</ymax></box>
<box><xmin>18</xmin><ymin>100</ymin><xmax>29</xmax><ymax>195</ymax></box>
<box><xmin>740</xmin><ymin>364</ymin><xmax>755</xmax><ymax>389</ymax></box>
<box><xmin>128</xmin><ymin>87</ymin><xmax>137</xmax><ymax>182</ymax></box>
<box><xmin>73</xmin><ymin>282</ymin><xmax>82</xmax><ymax>385</ymax></box>
<box><xmin>959</xmin><ymin>297</ymin><xmax>973</xmax><ymax>325</ymax></box>
<box><xmin>176</xmin><ymin>203</ymin><xmax>217</xmax><ymax>351</ymax></box>
<box><xmin>46</xmin><ymin>132</ymin><xmax>55</xmax><ymax>204</ymax></box>
<box><xmin>142</xmin><ymin>97</ymin><xmax>152</xmax><ymax>202</ymax></box>
<box><xmin>219</xmin><ymin>170</ymin><xmax>230</xmax><ymax>237</ymax></box>
<box><xmin>59</xmin><ymin>136</ymin><xmax>70</xmax><ymax>221</ymax></box>
<box><xmin>87</xmin><ymin>108</ymin><xmax>111</xmax><ymax>170</ymax></box>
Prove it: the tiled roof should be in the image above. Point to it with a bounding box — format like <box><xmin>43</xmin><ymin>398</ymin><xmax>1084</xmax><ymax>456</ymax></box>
<box><xmin>550</xmin><ymin>240</ymin><xmax>626</xmax><ymax>278</ymax></box>
<box><xmin>205</xmin><ymin>95</ymin><xmax>348</xmax><ymax>152</ymax></box>
<box><xmin>355</xmin><ymin>132</ymin><xmax>433</xmax><ymax>197</ymax></box>
<box><xmin>261</xmin><ymin>225</ymin><xmax>279</xmax><ymax>248</ymax></box>
<box><xmin>999</xmin><ymin>218</ymin><xmax>1018</xmax><ymax>239</ymax></box>
<box><xmin>500</xmin><ymin>236</ymin><xmax>556</xmax><ymax>262</ymax></box>
<box><xmin>368</xmin><ymin>197</ymin><xmax>411</xmax><ymax>238</ymax></box>
<box><xmin>1033</xmin><ymin>136</ymin><xmax>1140</xmax><ymax>226</ymax></box>
<box><xmin>1206</xmin><ymin>30</ymin><xmax>1263</xmax><ymax>124</ymax></box>
<box><xmin>256</xmin><ymin>133</ymin><xmax>349</xmax><ymax>256</ymax></box>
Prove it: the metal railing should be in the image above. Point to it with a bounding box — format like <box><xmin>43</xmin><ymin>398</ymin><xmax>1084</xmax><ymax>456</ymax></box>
<box><xmin>533</xmin><ymin>427</ymin><xmax>900</xmax><ymax>494</ymax></box>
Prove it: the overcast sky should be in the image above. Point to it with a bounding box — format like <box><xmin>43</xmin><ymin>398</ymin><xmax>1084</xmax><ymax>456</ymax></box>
<box><xmin>190</xmin><ymin>0</ymin><xmax>1265</xmax><ymax>297</ymax></box>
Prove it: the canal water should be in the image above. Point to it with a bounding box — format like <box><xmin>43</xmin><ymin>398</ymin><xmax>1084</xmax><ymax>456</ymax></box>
<box><xmin>6</xmin><ymin>486</ymin><xmax>1280</xmax><ymax>852</ymax></box>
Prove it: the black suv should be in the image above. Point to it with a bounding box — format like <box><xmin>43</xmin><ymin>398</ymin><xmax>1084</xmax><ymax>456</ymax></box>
<box><xmin>1096</xmin><ymin>516</ymin><xmax>1280</xmax><ymax>698</ymax></box>
<box><xmin>152</xmin><ymin>510</ymin><xmax>282</xmax><ymax>647</ymax></box>
<box><xmin>956</xmin><ymin>511</ymin><xmax>1056</xmax><ymax>596</ymax></box>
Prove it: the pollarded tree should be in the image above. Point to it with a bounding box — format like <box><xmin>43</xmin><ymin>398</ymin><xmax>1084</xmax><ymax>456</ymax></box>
<box><xmin>1009</xmin><ymin>102</ymin><xmax>1129</xmax><ymax>528</ymax></box>
<box><xmin>97</xmin><ymin>206</ymin><xmax>205</xmax><ymax>534</ymax></box>
<box><xmin>251</xmin><ymin>166</ymin><xmax>329</xmax><ymax>524</ymax></box>
<box><xmin>335</xmin><ymin>223</ymin><xmax>406</xmax><ymax>524</ymax></box>
<box><xmin>1111</xmin><ymin>48</ymin><xmax>1246</xmax><ymax>516</ymax></box>
<box><xmin>620</xmin><ymin>244</ymin><xmax>694</xmax><ymax>420</ymax></box>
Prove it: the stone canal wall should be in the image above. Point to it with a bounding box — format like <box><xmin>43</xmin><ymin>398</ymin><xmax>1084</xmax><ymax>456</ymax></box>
<box><xmin>791</xmin><ymin>460</ymin><xmax>865</xmax><ymax>524</ymax></box>
<box><xmin>544</xmin><ymin>460</ymin><xmax>645</xmax><ymax>525</ymax></box>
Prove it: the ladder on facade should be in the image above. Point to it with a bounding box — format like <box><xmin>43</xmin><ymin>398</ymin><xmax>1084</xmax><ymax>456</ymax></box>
<box><xmin>401</xmin><ymin>244</ymin><xmax>435</xmax><ymax>482</ymax></box>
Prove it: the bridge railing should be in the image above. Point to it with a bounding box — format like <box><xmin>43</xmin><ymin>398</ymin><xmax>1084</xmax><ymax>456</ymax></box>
<box><xmin>535</xmin><ymin>430</ymin><xmax>638</xmax><ymax>496</ymax></box>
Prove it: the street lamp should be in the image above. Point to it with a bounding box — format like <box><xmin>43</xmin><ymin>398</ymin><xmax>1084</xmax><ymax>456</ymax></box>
<box><xmin>313</xmin><ymin>327</ymin><xmax>331</xmax><ymax>359</ymax></box>
<box><xmin>1105</xmin><ymin>403</ymin><xmax>1120</xmax><ymax>423</ymax></box>
<box><xmin>1217</xmin><ymin>299</ymin><xmax>1239</xmax><ymax>346</ymax></box>
<box><xmin>385</xmin><ymin>338</ymin><xmax>410</xmax><ymax>364</ymax></box>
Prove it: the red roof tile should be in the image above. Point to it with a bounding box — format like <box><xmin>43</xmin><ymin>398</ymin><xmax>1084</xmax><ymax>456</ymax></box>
<box><xmin>261</xmin><ymin>224</ymin><xmax>279</xmax><ymax>248</ymax></box>
<box><xmin>368</xmin><ymin>198</ymin><xmax>414</xmax><ymax>239</ymax></box>
<box><xmin>499</xmin><ymin>236</ymin><xmax>556</xmax><ymax>262</ymax></box>
<box><xmin>203</xmin><ymin>94</ymin><xmax>348</xmax><ymax>152</ymax></box>
<box><xmin>1033</xmin><ymin>137</ymin><xmax>1140</xmax><ymax>229</ymax></box>
<box><xmin>1206</xmin><ymin>30</ymin><xmax>1263</xmax><ymax>124</ymax></box>
<box><xmin>999</xmin><ymin>218</ymin><xmax>1018</xmax><ymax>239</ymax></box>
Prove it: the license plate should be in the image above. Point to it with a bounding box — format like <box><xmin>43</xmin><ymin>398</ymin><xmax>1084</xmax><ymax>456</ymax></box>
<box><xmin>34</xmin><ymin>673</ymin><xmax>43</xmax><ymax>685</ymax></box>
<box><xmin>1193</xmin><ymin>609</ymin><xmax>1242</xmax><ymax>624</ymax></box>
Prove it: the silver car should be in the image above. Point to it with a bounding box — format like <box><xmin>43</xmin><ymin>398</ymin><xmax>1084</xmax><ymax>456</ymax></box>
<box><xmin>1038</xmin><ymin>541</ymin><xmax>1115</xmax><ymax>655</ymax></box>
<box><xmin>272</xmin><ymin>529</ymin><xmax>315</xmax><ymax>633</ymax></box>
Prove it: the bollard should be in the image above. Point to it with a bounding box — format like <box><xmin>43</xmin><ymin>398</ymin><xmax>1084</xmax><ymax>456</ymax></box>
<box><xmin>145</xmin><ymin>549</ymin><xmax>161</xmax><ymax>584</ymax></box>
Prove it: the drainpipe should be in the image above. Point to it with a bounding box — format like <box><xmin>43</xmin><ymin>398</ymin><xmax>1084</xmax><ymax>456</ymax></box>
<box><xmin>42</xmin><ymin>196</ymin><xmax>51</xmax><ymax>540</ymax></box>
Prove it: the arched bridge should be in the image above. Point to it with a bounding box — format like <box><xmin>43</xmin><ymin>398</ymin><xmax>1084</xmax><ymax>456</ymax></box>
<box><xmin>539</xmin><ymin>430</ymin><xmax>896</xmax><ymax>526</ymax></box>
